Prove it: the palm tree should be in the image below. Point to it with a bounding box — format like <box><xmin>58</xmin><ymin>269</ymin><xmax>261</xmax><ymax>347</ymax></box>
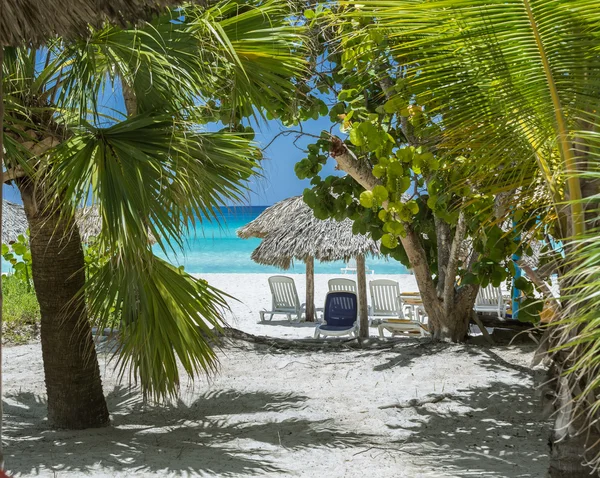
<box><xmin>3</xmin><ymin>0</ymin><xmax>307</xmax><ymax>429</ymax></box>
<box><xmin>343</xmin><ymin>0</ymin><xmax>600</xmax><ymax>475</ymax></box>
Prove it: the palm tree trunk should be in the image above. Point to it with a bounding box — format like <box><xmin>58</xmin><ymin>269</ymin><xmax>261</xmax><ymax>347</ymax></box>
<box><xmin>20</xmin><ymin>184</ymin><xmax>109</xmax><ymax>429</ymax></box>
<box><xmin>546</xmin><ymin>372</ymin><xmax>600</xmax><ymax>478</ymax></box>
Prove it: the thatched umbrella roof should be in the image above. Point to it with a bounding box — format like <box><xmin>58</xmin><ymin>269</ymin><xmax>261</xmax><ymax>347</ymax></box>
<box><xmin>0</xmin><ymin>0</ymin><xmax>187</xmax><ymax>47</ymax></box>
<box><xmin>237</xmin><ymin>196</ymin><xmax>381</xmax><ymax>265</ymax></box>
<box><xmin>237</xmin><ymin>196</ymin><xmax>307</xmax><ymax>239</ymax></box>
<box><xmin>249</xmin><ymin>213</ymin><xmax>381</xmax><ymax>269</ymax></box>
<box><xmin>1</xmin><ymin>201</ymin><xmax>156</xmax><ymax>245</ymax></box>
<box><xmin>2</xmin><ymin>200</ymin><xmax>26</xmax><ymax>243</ymax></box>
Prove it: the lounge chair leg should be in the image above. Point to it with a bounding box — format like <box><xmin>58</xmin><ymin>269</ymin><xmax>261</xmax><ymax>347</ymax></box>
<box><xmin>378</xmin><ymin>325</ymin><xmax>384</xmax><ymax>338</ymax></box>
<box><xmin>258</xmin><ymin>312</ymin><xmax>264</xmax><ymax>323</ymax></box>
<box><xmin>314</xmin><ymin>328</ymin><xmax>320</xmax><ymax>339</ymax></box>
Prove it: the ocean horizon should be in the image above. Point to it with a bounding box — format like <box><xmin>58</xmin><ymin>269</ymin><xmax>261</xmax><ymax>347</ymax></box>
<box><xmin>152</xmin><ymin>205</ymin><xmax>409</xmax><ymax>275</ymax></box>
<box><xmin>1</xmin><ymin>205</ymin><xmax>409</xmax><ymax>275</ymax></box>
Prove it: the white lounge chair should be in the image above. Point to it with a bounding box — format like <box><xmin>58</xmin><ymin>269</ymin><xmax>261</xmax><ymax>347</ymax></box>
<box><xmin>259</xmin><ymin>276</ymin><xmax>305</xmax><ymax>323</ymax></box>
<box><xmin>369</xmin><ymin>279</ymin><xmax>403</xmax><ymax>319</ymax></box>
<box><xmin>474</xmin><ymin>285</ymin><xmax>506</xmax><ymax>318</ymax></box>
<box><xmin>340</xmin><ymin>258</ymin><xmax>374</xmax><ymax>275</ymax></box>
<box><xmin>369</xmin><ymin>279</ymin><xmax>426</xmax><ymax>337</ymax></box>
<box><xmin>328</xmin><ymin>278</ymin><xmax>358</xmax><ymax>294</ymax></box>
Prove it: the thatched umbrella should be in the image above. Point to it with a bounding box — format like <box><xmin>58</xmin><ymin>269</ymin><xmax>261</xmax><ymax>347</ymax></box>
<box><xmin>0</xmin><ymin>201</ymin><xmax>156</xmax><ymax>245</ymax></box>
<box><xmin>237</xmin><ymin>196</ymin><xmax>382</xmax><ymax>335</ymax></box>
<box><xmin>2</xmin><ymin>200</ymin><xmax>26</xmax><ymax>244</ymax></box>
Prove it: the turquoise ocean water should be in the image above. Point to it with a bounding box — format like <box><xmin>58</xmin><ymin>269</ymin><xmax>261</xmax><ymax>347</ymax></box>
<box><xmin>152</xmin><ymin>206</ymin><xmax>409</xmax><ymax>274</ymax></box>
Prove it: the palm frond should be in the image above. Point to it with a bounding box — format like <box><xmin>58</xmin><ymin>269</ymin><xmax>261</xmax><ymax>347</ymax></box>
<box><xmin>51</xmin><ymin>0</ymin><xmax>307</xmax><ymax>122</ymax></box>
<box><xmin>85</xmin><ymin>252</ymin><xmax>229</xmax><ymax>401</ymax></box>
<box><xmin>45</xmin><ymin>114</ymin><xmax>260</xmax><ymax>254</ymax></box>
<box><xmin>347</xmin><ymin>0</ymin><xmax>600</xmax><ymax>215</ymax></box>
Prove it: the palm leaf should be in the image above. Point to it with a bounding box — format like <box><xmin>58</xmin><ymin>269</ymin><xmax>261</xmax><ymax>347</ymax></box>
<box><xmin>85</xmin><ymin>252</ymin><xmax>230</xmax><ymax>401</ymax></box>
<box><xmin>45</xmin><ymin>114</ymin><xmax>261</xmax><ymax>255</ymax></box>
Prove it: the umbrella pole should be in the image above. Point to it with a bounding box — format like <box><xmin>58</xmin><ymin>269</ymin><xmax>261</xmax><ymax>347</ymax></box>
<box><xmin>356</xmin><ymin>255</ymin><xmax>369</xmax><ymax>338</ymax></box>
<box><xmin>305</xmin><ymin>257</ymin><xmax>315</xmax><ymax>322</ymax></box>
<box><xmin>0</xmin><ymin>45</ymin><xmax>5</xmax><ymax>470</ymax></box>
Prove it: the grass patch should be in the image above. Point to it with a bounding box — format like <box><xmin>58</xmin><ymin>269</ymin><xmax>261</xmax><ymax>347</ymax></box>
<box><xmin>3</xmin><ymin>275</ymin><xmax>40</xmax><ymax>344</ymax></box>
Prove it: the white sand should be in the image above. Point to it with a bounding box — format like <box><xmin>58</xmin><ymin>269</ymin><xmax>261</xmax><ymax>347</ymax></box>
<box><xmin>3</xmin><ymin>273</ymin><xmax>550</xmax><ymax>477</ymax></box>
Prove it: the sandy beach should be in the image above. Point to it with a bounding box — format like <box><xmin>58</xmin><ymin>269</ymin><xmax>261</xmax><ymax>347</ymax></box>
<box><xmin>3</xmin><ymin>273</ymin><xmax>549</xmax><ymax>477</ymax></box>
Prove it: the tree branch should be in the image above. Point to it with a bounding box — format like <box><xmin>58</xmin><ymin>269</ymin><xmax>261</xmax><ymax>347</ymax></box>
<box><xmin>434</xmin><ymin>216</ymin><xmax>452</xmax><ymax>298</ymax></box>
<box><xmin>519</xmin><ymin>261</ymin><xmax>562</xmax><ymax>315</ymax></box>
<box><xmin>329</xmin><ymin>137</ymin><xmax>382</xmax><ymax>190</ymax></box>
<box><xmin>443</xmin><ymin>211</ymin><xmax>467</xmax><ymax>313</ymax></box>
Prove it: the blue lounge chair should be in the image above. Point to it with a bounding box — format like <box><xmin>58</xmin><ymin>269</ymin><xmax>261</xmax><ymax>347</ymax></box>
<box><xmin>314</xmin><ymin>292</ymin><xmax>358</xmax><ymax>339</ymax></box>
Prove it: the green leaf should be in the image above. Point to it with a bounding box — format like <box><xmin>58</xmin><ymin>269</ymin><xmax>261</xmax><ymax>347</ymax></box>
<box><xmin>304</xmin><ymin>9</ymin><xmax>315</xmax><ymax>19</ymax></box>
<box><xmin>514</xmin><ymin>276</ymin><xmax>534</xmax><ymax>296</ymax></box>
<box><xmin>407</xmin><ymin>201</ymin><xmax>419</xmax><ymax>214</ymax></box>
<box><xmin>383</xmin><ymin>97</ymin><xmax>406</xmax><ymax>114</ymax></box>
<box><xmin>372</xmin><ymin>185</ymin><xmax>389</xmax><ymax>203</ymax></box>
<box><xmin>349</xmin><ymin>127</ymin><xmax>364</xmax><ymax>146</ymax></box>
<box><xmin>373</xmin><ymin>164</ymin><xmax>386</xmax><ymax>178</ymax></box>
<box><xmin>381</xmin><ymin>233</ymin><xmax>399</xmax><ymax>249</ymax></box>
<box><xmin>462</xmin><ymin>273</ymin><xmax>477</xmax><ymax>285</ymax></box>
<box><xmin>359</xmin><ymin>190</ymin><xmax>374</xmax><ymax>208</ymax></box>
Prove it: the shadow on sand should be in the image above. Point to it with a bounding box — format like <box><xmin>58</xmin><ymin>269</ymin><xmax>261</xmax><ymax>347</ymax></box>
<box><xmin>4</xmin><ymin>342</ymin><xmax>549</xmax><ymax>477</ymax></box>
<box><xmin>387</xmin><ymin>381</ymin><xmax>550</xmax><ymax>477</ymax></box>
<box><xmin>4</xmin><ymin>387</ymin><xmax>367</xmax><ymax>476</ymax></box>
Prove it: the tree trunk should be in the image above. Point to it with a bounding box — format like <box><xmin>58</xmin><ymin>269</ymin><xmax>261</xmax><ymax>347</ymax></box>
<box><xmin>356</xmin><ymin>255</ymin><xmax>369</xmax><ymax>338</ymax></box>
<box><xmin>305</xmin><ymin>257</ymin><xmax>315</xmax><ymax>322</ymax></box>
<box><xmin>20</xmin><ymin>184</ymin><xmax>109</xmax><ymax>429</ymax></box>
<box><xmin>548</xmin><ymin>429</ymin><xmax>600</xmax><ymax>477</ymax></box>
<box><xmin>545</xmin><ymin>366</ymin><xmax>600</xmax><ymax>477</ymax></box>
<box><xmin>426</xmin><ymin>286</ymin><xmax>475</xmax><ymax>342</ymax></box>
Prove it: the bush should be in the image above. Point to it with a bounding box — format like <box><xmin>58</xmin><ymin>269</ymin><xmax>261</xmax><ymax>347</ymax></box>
<box><xmin>2</xmin><ymin>274</ymin><xmax>40</xmax><ymax>344</ymax></box>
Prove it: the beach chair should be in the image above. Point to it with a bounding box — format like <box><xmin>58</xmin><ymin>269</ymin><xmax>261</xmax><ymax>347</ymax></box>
<box><xmin>259</xmin><ymin>276</ymin><xmax>305</xmax><ymax>323</ymax></box>
<box><xmin>474</xmin><ymin>285</ymin><xmax>506</xmax><ymax>318</ymax></box>
<box><xmin>378</xmin><ymin>317</ymin><xmax>428</xmax><ymax>337</ymax></box>
<box><xmin>369</xmin><ymin>279</ymin><xmax>403</xmax><ymax>319</ymax></box>
<box><xmin>369</xmin><ymin>279</ymin><xmax>426</xmax><ymax>337</ymax></box>
<box><xmin>314</xmin><ymin>292</ymin><xmax>358</xmax><ymax>339</ymax></box>
<box><xmin>328</xmin><ymin>278</ymin><xmax>358</xmax><ymax>294</ymax></box>
<box><xmin>340</xmin><ymin>259</ymin><xmax>374</xmax><ymax>275</ymax></box>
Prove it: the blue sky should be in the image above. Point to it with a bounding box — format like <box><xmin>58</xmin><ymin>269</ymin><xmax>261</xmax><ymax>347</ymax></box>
<box><xmin>245</xmin><ymin>115</ymin><xmax>341</xmax><ymax>206</ymax></box>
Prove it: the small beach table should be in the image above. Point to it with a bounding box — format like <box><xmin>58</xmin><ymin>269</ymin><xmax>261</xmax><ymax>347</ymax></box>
<box><xmin>400</xmin><ymin>292</ymin><xmax>426</xmax><ymax>322</ymax></box>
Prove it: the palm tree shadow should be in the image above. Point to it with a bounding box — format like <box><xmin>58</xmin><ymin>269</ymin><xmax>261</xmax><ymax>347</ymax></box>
<box><xmin>385</xmin><ymin>381</ymin><xmax>550</xmax><ymax>477</ymax></box>
<box><xmin>4</xmin><ymin>387</ymin><xmax>368</xmax><ymax>476</ymax></box>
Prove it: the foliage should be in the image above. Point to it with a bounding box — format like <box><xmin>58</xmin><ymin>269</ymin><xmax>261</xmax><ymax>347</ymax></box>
<box><xmin>295</xmin><ymin>5</ymin><xmax>537</xmax><ymax>297</ymax></box>
<box><xmin>2</xmin><ymin>0</ymin><xmax>311</xmax><ymax>400</ymax></box>
<box><xmin>346</xmin><ymin>0</ymin><xmax>600</xmax><ymax>469</ymax></box>
<box><xmin>2</xmin><ymin>271</ymin><xmax>40</xmax><ymax>345</ymax></box>
<box><xmin>2</xmin><ymin>234</ymin><xmax>33</xmax><ymax>291</ymax></box>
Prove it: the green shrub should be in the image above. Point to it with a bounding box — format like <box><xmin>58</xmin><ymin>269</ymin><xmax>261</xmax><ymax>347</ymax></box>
<box><xmin>2</xmin><ymin>274</ymin><xmax>40</xmax><ymax>344</ymax></box>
